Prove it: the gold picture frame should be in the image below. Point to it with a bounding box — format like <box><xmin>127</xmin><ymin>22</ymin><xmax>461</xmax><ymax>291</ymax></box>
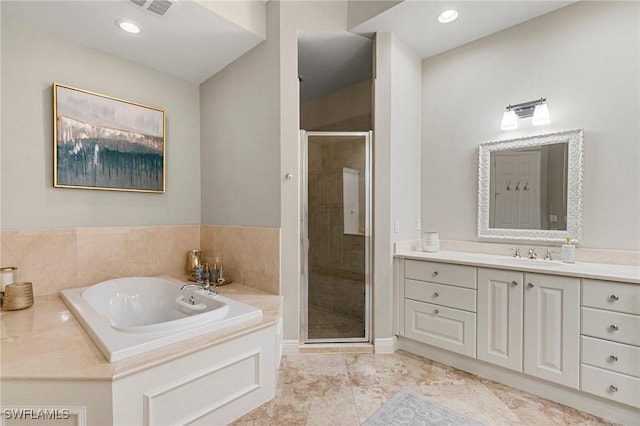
<box><xmin>53</xmin><ymin>83</ymin><xmax>166</xmax><ymax>193</ymax></box>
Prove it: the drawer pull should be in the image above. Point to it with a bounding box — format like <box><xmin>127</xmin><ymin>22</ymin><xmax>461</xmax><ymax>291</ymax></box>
<box><xmin>434</xmin><ymin>309</ymin><xmax>439</xmax><ymax>315</ymax></box>
<box><xmin>610</xmin><ymin>324</ymin><xmax>619</xmax><ymax>331</ymax></box>
<box><xmin>433</xmin><ymin>271</ymin><xmax>439</xmax><ymax>276</ymax></box>
<box><xmin>609</xmin><ymin>294</ymin><xmax>619</xmax><ymax>301</ymax></box>
<box><xmin>527</xmin><ymin>282</ymin><xmax>534</xmax><ymax>288</ymax></box>
<box><xmin>609</xmin><ymin>355</ymin><xmax>619</xmax><ymax>362</ymax></box>
<box><xmin>510</xmin><ymin>280</ymin><xmax>518</xmax><ymax>286</ymax></box>
<box><xmin>609</xmin><ymin>385</ymin><xmax>618</xmax><ymax>392</ymax></box>
<box><xmin>433</xmin><ymin>292</ymin><xmax>439</xmax><ymax>298</ymax></box>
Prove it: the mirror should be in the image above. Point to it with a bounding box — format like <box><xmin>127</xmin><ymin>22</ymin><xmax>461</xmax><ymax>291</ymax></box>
<box><xmin>478</xmin><ymin>129</ymin><xmax>583</xmax><ymax>243</ymax></box>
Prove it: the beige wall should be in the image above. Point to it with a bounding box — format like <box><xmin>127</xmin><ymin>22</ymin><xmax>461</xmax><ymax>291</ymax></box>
<box><xmin>0</xmin><ymin>18</ymin><xmax>201</xmax><ymax>231</ymax></box>
<box><xmin>421</xmin><ymin>1</ymin><xmax>640</xmax><ymax>251</ymax></box>
<box><xmin>1</xmin><ymin>224</ymin><xmax>279</xmax><ymax>297</ymax></box>
<box><xmin>199</xmin><ymin>2</ymin><xmax>281</xmax><ymax>228</ymax></box>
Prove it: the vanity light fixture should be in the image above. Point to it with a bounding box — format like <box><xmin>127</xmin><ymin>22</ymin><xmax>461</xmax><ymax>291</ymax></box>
<box><xmin>438</xmin><ymin>9</ymin><xmax>459</xmax><ymax>23</ymax></box>
<box><xmin>115</xmin><ymin>18</ymin><xmax>142</xmax><ymax>34</ymax></box>
<box><xmin>500</xmin><ymin>97</ymin><xmax>551</xmax><ymax>130</ymax></box>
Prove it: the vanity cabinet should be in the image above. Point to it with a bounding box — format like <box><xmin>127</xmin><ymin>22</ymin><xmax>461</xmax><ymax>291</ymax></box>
<box><xmin>401</xmin><ymin>260</ymin><xmax>477</xmax><ymax>357</ymax></box>
<box><xmin>580</xmin><ymin>279</ymin><xmax>640</xmax><ymax>408</ymax></box>
<box><xmin>476</xmin><ymin>268</ymin><xmax>580</xmax><ymax>388</ymax></box>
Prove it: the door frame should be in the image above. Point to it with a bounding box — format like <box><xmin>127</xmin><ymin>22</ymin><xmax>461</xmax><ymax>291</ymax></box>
<box><xmin>300</xmin><ymin>130</ymin><xmax>372</xmax><ymax>344</ymax></box>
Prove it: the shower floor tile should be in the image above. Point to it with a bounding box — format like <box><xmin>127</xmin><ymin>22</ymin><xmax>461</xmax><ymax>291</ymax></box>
<box><xmin>307</xmin><ymin>305</ymin><xmax>365</xmax><ymax>340</ymax></box>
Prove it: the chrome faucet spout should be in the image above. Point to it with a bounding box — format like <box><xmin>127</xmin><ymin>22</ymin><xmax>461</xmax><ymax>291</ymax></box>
<box><xmin>181</xmin><ymin>282</ymin><xmax>210</xmax><ymax>292</ymax></box>
<box><xmin>528</xmin><ymin>248</ymin><xmax>537</xmax><ymax>259</ymax></box>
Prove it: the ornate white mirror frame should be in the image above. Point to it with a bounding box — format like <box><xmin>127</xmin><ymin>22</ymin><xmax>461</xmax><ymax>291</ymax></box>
<box><xmin>478</xmin><ymin>128</ymin><xmax>584</xmax><ymax>243</ymax></box>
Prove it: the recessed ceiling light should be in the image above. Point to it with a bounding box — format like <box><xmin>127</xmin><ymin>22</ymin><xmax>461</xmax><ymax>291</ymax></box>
<box><xmin>115</xmin><ymin>19</ymin><xmax>142</xmax><ymax>34</ymax></box>
<box><xmin>438</xmin><ymin>9</ymin><xmax>459</xmax><ymax>24</ymax></box>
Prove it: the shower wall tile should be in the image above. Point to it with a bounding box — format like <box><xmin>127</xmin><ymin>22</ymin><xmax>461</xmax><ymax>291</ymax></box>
<box><xmin>1</xmin><ymin>229</ymin><xmax>78</xmax><ymax>297</ymax></box>
<box><xmin>201</xmin><ymin>225</ymin><xmax>280</xmax><ymax>295</ymax></box>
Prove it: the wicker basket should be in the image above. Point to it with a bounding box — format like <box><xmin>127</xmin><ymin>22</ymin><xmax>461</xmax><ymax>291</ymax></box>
<box><xmin>2</xmin><ymin>282</ymin><xmax>34</xmax><ymax>310</ymax></box>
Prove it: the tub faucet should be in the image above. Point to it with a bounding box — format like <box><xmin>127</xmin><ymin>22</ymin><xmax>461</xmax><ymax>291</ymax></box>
<box><xmin>181</xmin><ymin>282</ymin><xmax>210</xmax><ymax>292</ymax></box>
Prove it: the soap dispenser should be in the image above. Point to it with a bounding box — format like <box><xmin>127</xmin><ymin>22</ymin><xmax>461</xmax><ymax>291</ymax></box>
<box><xmin>562</xmin><ymin>236</ymin><xmax>575</xmax><ymax>264</ymax></box>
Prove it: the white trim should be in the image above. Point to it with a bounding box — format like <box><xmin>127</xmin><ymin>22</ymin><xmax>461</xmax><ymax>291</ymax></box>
<box><xmin>478</xmin><ymin>128</ymin><xmax>584</xmax><ymax>243</ymax></box>
<box><xmin>281</xmin><ymin>339</ymin><xmax>300</xmax><ymax>356</ymax></box>
<box><xmin>374</xmin><ymin>336</ymin><xmax>398</xmax><ymax>354</ymax></box>
<box><xmin>398</xmin><ymin>337</ymin><xmax>638</xmax><ymax>426</ymax></box>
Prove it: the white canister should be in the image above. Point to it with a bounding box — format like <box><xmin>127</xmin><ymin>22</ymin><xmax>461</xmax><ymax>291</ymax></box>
<box><xmin>422</xmin><ymin>232</ymin><xmax>440</xmax><ymax>252</ymax></box>
<box><xmin>0</xmin><ymin>267</ymin><xmax>18</xmax><ymax>292</ymax></box>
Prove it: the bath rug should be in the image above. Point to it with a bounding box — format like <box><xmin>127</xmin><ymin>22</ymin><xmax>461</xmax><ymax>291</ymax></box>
<box><xmin>364</xmin><ymin>388</ymin><xmax>485</xmax><ymax>426</ymax></box>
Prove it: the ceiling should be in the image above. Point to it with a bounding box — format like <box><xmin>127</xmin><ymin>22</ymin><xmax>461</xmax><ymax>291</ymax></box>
<box><xmin>3</xmin><ymin>1</ymin><xmax>575</xmax><ymax>92</ymax></box>
<box><xmin>350</xmin><ymin>1</ymin><xmax>576</xmax><ymax>59</ymax></box>
<box><xmin>1</xmin><ymin>0</ymin><xmax>265</xmax><ymax>84</ymax></box>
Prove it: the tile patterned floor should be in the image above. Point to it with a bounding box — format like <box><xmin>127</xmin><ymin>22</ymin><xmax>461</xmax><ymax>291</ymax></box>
<box><xmin>233</xmin><ymin>350</ymin><xmax>616</xmax><ymax>426</ymax></box>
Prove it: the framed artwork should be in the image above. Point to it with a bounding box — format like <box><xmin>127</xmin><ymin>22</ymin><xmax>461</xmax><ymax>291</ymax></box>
<box><xmin>53</xmin><ymin>83</ymin><xmax>165</xmax><ymax>193</ymax></box>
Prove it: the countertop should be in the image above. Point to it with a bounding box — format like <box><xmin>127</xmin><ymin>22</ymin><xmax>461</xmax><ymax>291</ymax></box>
<box><xmin>395</xmin><ymin>250</ymin><xmax>640</xmax><ymax>284</ymax></box>
<box><xmin>0</xmin><ymin>283</ymin><xmax>282</xmax><ymax>381</ymax></box>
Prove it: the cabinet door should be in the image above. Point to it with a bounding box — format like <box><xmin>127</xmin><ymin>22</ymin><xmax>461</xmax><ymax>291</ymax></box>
<box><xmin>524</xmin><ymin>273</ymin><xmax>580</xmax><ymax>389</ymax></box>
<box><xmin>477</xmin><ymin>268</ymin><xmax>523</xmax><ymax>372</ymax></box>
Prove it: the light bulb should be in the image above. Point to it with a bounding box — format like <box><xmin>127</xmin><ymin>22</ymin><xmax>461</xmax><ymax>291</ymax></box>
<box><xmin>116</xmin><ymin>19</ymin><xmax>142</xmax><ymax>34</ymax></box>
<box><xmin>532</xmin><ymin>103</ymin><xmax>551</xmax><ymax>126</ymax></box>
<box><xmin>438</xmin><ymin>10</ymin><xmax>459</xmax><ymax>23</ymax></box>
<box><xmin>500</xmin><ymin>110</ymin><xmax>518</xmax><ymax>131</ymax></box>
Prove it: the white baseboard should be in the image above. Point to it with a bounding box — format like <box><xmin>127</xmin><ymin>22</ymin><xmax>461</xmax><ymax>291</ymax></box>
<box><xmin>374</xmin><ymin>336</ymin><xmax>398</xmax><ymax>354</ymax></box>
<box><xmin>398</xmin><ymin>337</ymin><xmax>639</xmax><ymax>426</ymax></box>
<box><xmin>281</xmin><ymin>339</ymin><xmax>300</xmax><ymax>356</ymax></box>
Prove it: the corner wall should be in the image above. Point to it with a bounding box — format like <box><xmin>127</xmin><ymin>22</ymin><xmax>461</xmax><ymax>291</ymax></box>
<box><xmin>421</xmin><ymin>1</ymin><xmax>640</xmax><ymax>251</ymax></box>
<box><xmin>199</xmin><ymin>2</ymin><xmax>281</xmax><ymax>228</ymax></box>
<box><xmin>0</xmin><ymin>18</ymin><xmax>201</xmax><ymax>230</ymax></box>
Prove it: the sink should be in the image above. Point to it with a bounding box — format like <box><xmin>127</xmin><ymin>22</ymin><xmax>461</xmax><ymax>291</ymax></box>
<box><xmin>502</xmin><ymin>258</ymin><xmax>564</xmax><ymax>268</ymax></box>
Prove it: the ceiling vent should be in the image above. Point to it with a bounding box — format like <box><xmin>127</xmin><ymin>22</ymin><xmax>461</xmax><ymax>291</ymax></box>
<box><xmin>129</xmin><ymin>0</ymin><xmax>176</xmax><ymax>17</ymax></box>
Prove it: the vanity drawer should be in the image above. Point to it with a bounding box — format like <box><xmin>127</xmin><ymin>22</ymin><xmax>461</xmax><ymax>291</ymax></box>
<box><xmin>581</xmin><ymin>336</ymin><xmax>640</xmax><ymax>378</ymax></box>
<box><xmin>405</xmin><ymin>279</ymin><xmax>476</xmax><ymax>312</ymax></box>
<box><xmin>582</xmin><ymin>279</ymin><xmax>640</xmax><ymax>315</ymax></box>
<box><xmin>404</xmin><ymin>299</ymin><xmax>476</xmax><ymax>357</ymax></box>
<box><xmin>581</xmin><ymin>364</ymin><xmax>640</xmax><ymax>408</ymax></box>
<box><xmin>405</xmin><ymin>260</ymin><xmax>476</xmax><ymax>289</ymax></box>
<box><xmin>581</xmin><ymin>308</ymin><xmax>640</xmax><ymax>346</ymax></box>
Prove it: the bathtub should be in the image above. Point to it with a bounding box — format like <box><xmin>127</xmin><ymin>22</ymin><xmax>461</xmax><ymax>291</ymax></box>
<box><xmin>61</xmin><ymin>276</ymin><xmax>262</xmax><ymax>362</ymax></box>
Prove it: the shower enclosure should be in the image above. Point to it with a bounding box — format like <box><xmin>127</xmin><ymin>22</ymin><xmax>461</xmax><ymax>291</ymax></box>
<box><xmin>300</xmin><ymin>131</ymin><xmax>371</xmax><ymax>343</ymax></box>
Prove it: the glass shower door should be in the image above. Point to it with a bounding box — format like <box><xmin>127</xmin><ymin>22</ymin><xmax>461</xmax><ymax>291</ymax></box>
<box><xmin>301</xmin><ymin>131</ymin><xmax>371</xmax><ymax>343</ymax></box>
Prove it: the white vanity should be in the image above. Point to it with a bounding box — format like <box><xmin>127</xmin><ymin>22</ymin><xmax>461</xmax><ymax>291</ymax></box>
<box><xmin>393</xmin><ymin>250</ymin><xmax>640</xmax><ymax>425</ymax></box>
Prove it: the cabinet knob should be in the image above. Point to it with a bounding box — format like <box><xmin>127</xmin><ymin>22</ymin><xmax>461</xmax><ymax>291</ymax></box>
<box><xmin>609</xmin><ymin>294</ymin><xmax>619</xmax><ymax>301</ymax></box>
<box><xmin>527</xmin><ymin>282</ymin><xmax>534</xmax><ymax>288</ymax></box>
<box><xmin>510</xmin><ymin>280</ymin><xmax>518</xmax><ymax>286</ymax></box>
<box><xmin>433</xmin><ymin>292</ymin><xmax>439</xmax><ymax>298</ymax></box>
<box><xmin>609</xmin><ymin>355</ymin><xmax>619</xmax><ymax>362</ymax></box>
<box><xmin>610</xmin><ymin>324</ymin><xmax>619</xmax><ymax>331</ymax></box>
<box><xmin>433</xmin><ymin>271</ymin><xmax>439</xmax><ymax>276</ymax></box>
<box><xmin>434</xmin><ymin>309</ymin><xmax>439</xmax><ymax>315</ymax></box>
<box><xmin>609</xmin><ymin>385</ymin><xmax>618</xmax><ymax>392</ymax></box>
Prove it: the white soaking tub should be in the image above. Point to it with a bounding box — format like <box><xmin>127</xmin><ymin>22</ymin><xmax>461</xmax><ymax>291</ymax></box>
<box><xmin>61</xmin><ymin>276</ymin><xmax>262</xmax><ymax>362</ymax></box>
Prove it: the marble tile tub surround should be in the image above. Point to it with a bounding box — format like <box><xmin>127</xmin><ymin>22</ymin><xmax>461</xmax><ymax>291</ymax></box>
<box><xmin>396</xmin><ymin>239</ymin><xmax>640</xmax><ymax>267</ymax></box>
<box><xmin>0</xmin><ymin>224</ymin><xmax>280</xmax><ymax>297</ymax></box>
<box><xmin>201</xmin><ymin>225</ymin><xmax>280</xmax><ymax>295</ymax></box>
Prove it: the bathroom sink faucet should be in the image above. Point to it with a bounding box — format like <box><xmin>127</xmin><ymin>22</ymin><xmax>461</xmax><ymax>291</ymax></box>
<box><xmin>513</xmin><ymin>248</ymin><xmax>521</xmax><ymax>258</ymax></box>
<box><xmin>544</xmin><ymin>250</ymin><xmax>553</xmax><ymax>261</ymax></box>
<box><xmin>528</xmin><ymin>248</ymin><xmax>537</xmax><ymax>259</ymax></box>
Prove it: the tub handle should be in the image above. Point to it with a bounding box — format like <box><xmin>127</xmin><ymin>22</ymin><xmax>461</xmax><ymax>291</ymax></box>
<box><xmin>175</xmin><ymin>295</ymin><xmax>207</xmax><ymax>311</ymax></box>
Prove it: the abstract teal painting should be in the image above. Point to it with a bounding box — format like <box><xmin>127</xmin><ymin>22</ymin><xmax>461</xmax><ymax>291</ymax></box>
<box><xmin>53</xmin><ymin>83</ymin><xmax>165</xmax><ymax>193</ymax></box>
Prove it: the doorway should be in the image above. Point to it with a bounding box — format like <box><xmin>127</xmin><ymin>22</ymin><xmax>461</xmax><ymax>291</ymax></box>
<box><xmin>301</xmin><ymin>131</ymin><xmax>371</xmax><ymax>343</ymax></box>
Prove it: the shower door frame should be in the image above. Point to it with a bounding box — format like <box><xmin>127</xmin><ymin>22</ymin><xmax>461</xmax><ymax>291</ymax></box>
<box><xmin>300</xmin><ymin>130</ymin><xmax>372</xmax><ymax>344</ymax></box>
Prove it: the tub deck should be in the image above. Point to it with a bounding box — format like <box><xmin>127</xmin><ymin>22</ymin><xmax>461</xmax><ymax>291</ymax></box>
<box><xmin>0</xmin><ymin>283</ymin><xmax>281</xmax><ymax>381</ymax></box>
